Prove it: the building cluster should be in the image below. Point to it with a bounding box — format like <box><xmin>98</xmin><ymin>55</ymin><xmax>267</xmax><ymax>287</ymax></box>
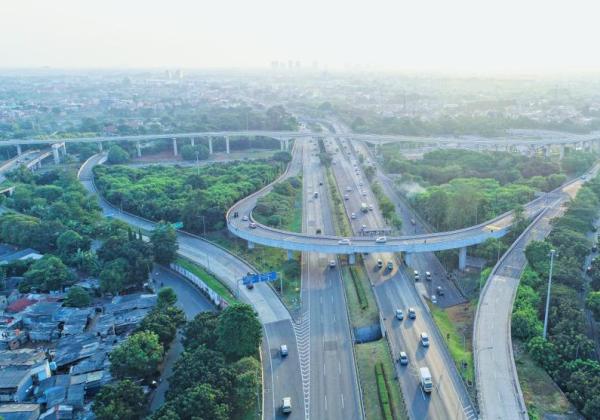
<box><xmin>0</xmin><ymin>246</ymin><xmax>157</xmax><ymax>420</ymax></box>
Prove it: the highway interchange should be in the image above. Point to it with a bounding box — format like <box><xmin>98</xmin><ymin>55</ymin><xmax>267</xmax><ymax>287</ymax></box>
<box><xmin>63</xmin><ymin>127</ymin><xmax>599</xmax><ymax>420</ymax></box>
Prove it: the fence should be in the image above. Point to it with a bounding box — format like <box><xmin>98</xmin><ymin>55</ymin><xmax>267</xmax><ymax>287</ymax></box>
<box><xmin>170</xmin><ymin>263</ymin><xmax>229</xmax><ymax>310</ymax></box>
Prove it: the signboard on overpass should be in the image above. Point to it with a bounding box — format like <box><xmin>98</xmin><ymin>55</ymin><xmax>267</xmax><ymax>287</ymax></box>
<box><xmin>171</xmin><ymin>222</ymin><xmax>184</xmax><ymax>229</ymax></box>
<box><xmin>243</xmin><ymin>271</ymin><xmax>277</xmax><ymax>285</ymax></box>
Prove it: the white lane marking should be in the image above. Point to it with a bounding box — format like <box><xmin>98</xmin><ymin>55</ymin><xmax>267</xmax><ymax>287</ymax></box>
<box><xmin>325</xmin><ymin>394</ymin><xmax>328</xmax><ymax>411</ymax></box>
<box><xmin>341</xmin><ymin>393</ymin><xmax>345</xmax><ymax>409</ymax></box>
<box><xmin>262</xmin><ymin>326</ymin><xmax>277</xmax><ymax>420</ymax></box>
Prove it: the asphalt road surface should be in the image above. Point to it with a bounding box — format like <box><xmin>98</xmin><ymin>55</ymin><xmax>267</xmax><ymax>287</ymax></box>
<box><xmin>327</xmin><ymin>126</ymin><xmax>476</xmax><ymax>420</ymax></box>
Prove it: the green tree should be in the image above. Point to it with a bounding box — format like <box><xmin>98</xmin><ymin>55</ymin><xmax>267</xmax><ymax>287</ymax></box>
<box><xmin>512</xmin><ymin>307</ymin><xmax>542</xmax><ymax>340</ymax></box>
<box><xmin>138</xmin><ymin>309</ymin><xmax>178</xmax><ymax>347</ymax></box>
<box><xmin>21</xmin><ymin>255</ymin><xmax>73</xmax><ymax>292</ymax></box>
<box><xmin>110</xmin><ymin>331</ymin><xmax>164</xmax><ymax>380</ymax></box>
<box><xmin>273</xmin><ymin>151</ymin><xmax>292</xmax><ymax>164</ymax></box>
<box><xmin>99</xmin><ymin>258</ymin><xmax>128</xmax><ymax>295</ymax></box>
<box><xmin>154</xmin><ymin>383</ymin><xmax>229</xmax><ymax>420</ymax></box>
<box><xmin>64</xmin><ymin>286</ymin><xmax>91</xmax><ymax>307</ymax></box>
<box><xmin>586</xmin><ymin>291</ymin><xmax>600</xmax><ymax>320</ymax></box>
<box><xmin>150</xmin><ymin>222</ymin><xmax>178</xmax><ymax>264</ymax></box>
<box><xmin>231</xmin><ymin>356</ymin><xmax>261</xmax><ymax>414</ymax></box>
<box><xmin>158</xmin><ymin>287</ymin><xmax>177</xmax><ymax>307</ymax></box>
<box><xmin>93</xmin><ymin>380</ymin><xmax>146</xmax><ymax>420</ymax></box>
<box><xmin>57</xmin><ymin>229</ymin><xmax>89</xmax><ymax>263</ymax></box>
<box><xmin>216</xmin><ymin>303</ymin><xmax>262</xmax><ymax>361</ymax></box>
<box><xmin>525</xmin><ymin>240</ymin><xmax>552</xmax><ymax>274</ymax></box>
<box><xmin>183</xmin><ymin>312</ymin><xmax>219</xmax><ymax>350</ymax></box>
<box><xmin>107</xmin><ymin>145</ymin><xmax>130</xmax><ymax>164</ymax></box>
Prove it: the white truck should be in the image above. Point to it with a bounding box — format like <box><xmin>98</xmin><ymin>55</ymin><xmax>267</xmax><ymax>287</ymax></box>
<box><xmin>420</xmin><ymin>367</ymin><xmax>433</xmax><ymax>393</ymax></box>
<box><xmin>360</xmin><ymin>202</ymin><xmax>368</xmax><ymax>213</ymax></box>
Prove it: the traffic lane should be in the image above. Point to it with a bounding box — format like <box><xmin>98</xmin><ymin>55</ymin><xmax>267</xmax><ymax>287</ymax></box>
<box><xmin>265</xmin><ymin>320</ymin><xmax>304</xmax><ymax>420</ymax></box>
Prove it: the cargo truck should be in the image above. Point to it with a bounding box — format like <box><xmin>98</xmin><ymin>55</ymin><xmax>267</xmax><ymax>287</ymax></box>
<box><xmin>420</xmin><ymin>367</ymin><xmax>433</xmax><ymax>393</ymax></box>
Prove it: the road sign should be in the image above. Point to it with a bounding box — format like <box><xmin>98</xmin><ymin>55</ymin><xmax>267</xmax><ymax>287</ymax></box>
<box><xmin>243</xmin><ymin>271</ymin><xmax>277</xmax><ymax>285</ymax></box>
<box><xmin>171</xmin><ymin>222</ymin><xmax>183</xmax><ymax>229</ymax></box>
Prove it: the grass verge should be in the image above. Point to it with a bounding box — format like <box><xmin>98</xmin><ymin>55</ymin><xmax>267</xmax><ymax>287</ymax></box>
<box><xmin>341</xmin><ymin>263</ymin><xmax>379</xmax><ymax>328</ymax></box>
<box><xmin>205</xmin><ymin>231</ymin><xmax>301</xmax><ymax>310</ymax></box>
<box><xmin>326</xmin><ymin>167</ymin><xmax>352</xmax><ymax>237</ymax></box>
<box><xmin>175</xmin><ymin>257</ymin><xmax>238</xmax><ymax>304</ymax></box>
<box><xmin>429</xmin><ymin>302</ymin><xmax>475</xmax><ymax>386</ymax></box>
<box><xmin>356</xmin><ymin>339</ymin><xmax>408</xmax><ymax>420</ymax></box>
<box><xmin>513</xmin><ymin>339</ymin><xmax>576</xmax><ymax>420</ymax></box>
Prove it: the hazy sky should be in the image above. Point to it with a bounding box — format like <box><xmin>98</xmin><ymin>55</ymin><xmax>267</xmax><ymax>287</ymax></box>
<box><xmin>2</xmin><ymin>0</ymin><xmax>600</xmax><ymax>73</ymax></box>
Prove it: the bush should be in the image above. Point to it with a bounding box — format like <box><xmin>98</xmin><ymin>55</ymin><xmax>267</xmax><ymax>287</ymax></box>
<box><xmin>107</xmin><ymin>145</ymin><xmax>130</xmax><ymax>164</ymax></box>
<box><xmin>375</xmin><ymin>362</ymin><xmax>394</xmax><ymax>420</ymax></box>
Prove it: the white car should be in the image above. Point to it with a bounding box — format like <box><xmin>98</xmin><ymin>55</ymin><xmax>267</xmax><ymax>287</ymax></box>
<box><xmin>362</xmin><ymin>191</ymin><xmax>367</xmax><ymax>196</ymax></box>
<box><xmin>431</xmin><ymin>294</ymin><xmax>437</xmax><ymax>304</ymax></box>
<box><xmin>280</xmin><ymin>344</ymin><xmax>288</xmax><ymax>357</ymax></box>
<box><xmin>420</xmin><ymin>332</ymin><xmax>430</xmax><ymax>347</ymax></box>
<box><xmin>395</xmin><ymin>309</ymin><xmax>404</xmax><ymax>320</ymax></box>
<box><xmin>344</xmin><ymin>194</ymin><xmax>349</xmax><ymax>200</ymax></box>
<box><xmin>338</xmin><ymin>238</ymin><xmax>351</xmax><ymax>245</ymax></box>
<box><xmin>375</xmin><ymin>236</ymin><xmax>387</xmax><ymax>243</ymax></box>
<box><xmin>351</xmin><ymin>212</ymin><xmax>357</xmax><ymax>219</ymax></box>
<box><xmin>346</xmin><ymin>186</ymin><xmax>352</xmax><ymax>192</ymax></box>
<box><xmin>368</xmin><ymin>204</ymin><xmax>374</xmax><ymax>211</ymax></box>
<box><xmin>425</xmin><ymin>271</ymin><xmax>432</xmax><ymax>281</ymax></box>
<box><xmin>249</xmin><ymin>222</ymin><xmax>257</xmax><ymax>229</ymax></box>
<box><xmin>242</xmin><ymin>215</ymin><xmax>249</xmax><ymax>221</ymax></box>
<box><xmin>329</xmin><ymin>260</ymin><xmax>337</xmax><ymax>268</ymax></box>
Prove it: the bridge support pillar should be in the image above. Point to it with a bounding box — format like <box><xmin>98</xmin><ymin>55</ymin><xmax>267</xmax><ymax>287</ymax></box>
<box><xmin>348</xmin><ymin>253</ymin><xmax>356</xmax><ymax>265</ymax></box>
<box><xmin>280</xmin><ymin>139</ymin><xmax>285</xmax><ymax>151</ymax></box>
<box><xmin>208</xmin><ymin>137</ymin><xmax>213</xmax><ymax>154</ymax></box>
<box><xmin>16</xmin><ymin>145</ymin><xmax>22</xmax><ymax>156</ymax></box>
<box><xmin>247</xmin><ymin>241</ymin><xmax>255</xmax><ymax>250</ymax></box>
<box><xmin>190</xmin><ymin>138</ymin><xmax>195</xmax><ymax>146</ymax></box>
<box><xmin>98</xmin><ymin>142</ymin><xmax>103</xmax><ymax>152</ymax></box>
<box><xmin>459</xmin><ymin>247</ymin><xmax>467</xmax><ymax>271</ymax></box>
<box><xmin>559</xmin><ymin>145</ymin><xmax>565</xmax><ymax>160</ymax></box>
<box><xmin>287</xmin><ymin>250</ymin><xmax>293</xmax><ymax>261</ymax></box>
<box><xmin>225</xmin><ymin>136</ymin><xmax>230</xmax><ymax>154</ymax></box>
<box><xmin>544</xmin><ymin>146</ymin><xmax>550</xmax><ymax>159</ymax></box>
<box><xmin>52</xmin><ymin>145</ymin><xmax>60</xmax><ymax>164</ymax></box>
<box><xmin>172</xmin><ymin>138</ymin><xmax>178</xmax><ymax>156</ymax></box>
<box><xmin>404</xmin><ymin>252</ymin><xmax>413</xmax><ymax>267</ymax></box>
<box><xmin>136</xmin><ymin>142</ymin><xmax>142</xmax><ymax>158</ymax></box>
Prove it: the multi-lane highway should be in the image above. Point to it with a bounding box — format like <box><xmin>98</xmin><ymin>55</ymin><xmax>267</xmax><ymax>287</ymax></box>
<box><xmin>78</xmin><ymin>153</ymin><xmax>303</xmax><ymax>419</ymax></box>
<box><xmin>326</xmin><ymin>125</ymin><xmax>477</xmax><ymax>420</ymax></box>
<box><xmin>474</xmin><ymin>164</ymin><xmax>600</xmax><ymax>420</ymax></box>
<box><xmin>298</xmin><ymin>137</ymin><xmax>362</xmax><ymax>420</ymax></box>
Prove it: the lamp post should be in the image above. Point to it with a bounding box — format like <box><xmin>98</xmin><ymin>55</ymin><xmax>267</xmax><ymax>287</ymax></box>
<box><xmin>542</xmin><ymin>249</ymin><xmax>556</xmax><ymax>340</ymax></box>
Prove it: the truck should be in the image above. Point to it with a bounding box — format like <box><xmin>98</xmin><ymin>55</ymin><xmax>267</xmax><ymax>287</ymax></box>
<box><xmin>420</xmin><ymin>367</ymin><xmax>433</xmax><ymax>393</ymax></box>
<box><xmin>360</xmin><ymin>202</ymin><xmax>368</xmax><ymax>213</ymax></box>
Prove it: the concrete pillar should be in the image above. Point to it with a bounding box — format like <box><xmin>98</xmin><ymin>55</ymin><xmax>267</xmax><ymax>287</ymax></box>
<box><xmin>247</xmin><ymin>241</ymin><xmax>255</xmax><ymax>250</ymax></box>
<box><xmin>586</xmin><ymin>141</ymin><xmax>592</xmax><ymax>151</ymax></box>
<box><xmin>16</xmin><ymin>145</ymin><xmax>22</xmax><ymax>156</ymax></box>
<box><xmin>225</xmin><ymin>136</ymin><xmax>230</xmax><ymax>154</ymax></box>
<box><xmin>52</xmin><ymin>146</ymin><xmax>60</xmax><ymax>164</ymax></box>
<box><xmin>559</xmin><ymin>145</ymin><xmax>565</xmax><ymax>160</ymax></box>
<box><xmin>459</xmin><ymin>247</ymin><xmax>467</xmax><ymax>271</ymax></box>
<box><xmin>62</xmin><ymin>143</ymin><xmax>66</xmax><ymax>155</ymax></box>
<box><xmin>348</xmin><ymin>253</ymin><xmax>356</xmax><ymax>265</ymax></box>
<box><xmin>208</xmin><ymin>137</ymin><xmax>213</xmax><ymax>155</ymax></box>
<box><xmin>136</xmin><ymin>142</ymin><xmax>142</xmax><ymax>158</ymax></box>
<box><xmin>190</xmin><ymin>138</ymin><xmax>195</xmax><ymax>146</ymax></box>
<box><xmin>285</xmin><ymin>139</ymin><xmax>289</xmax><ymax>151</ymax></box>
<box><xmin>98</xmin><ymin>142</ymin><xmax>103</xmax><ymax>152</ymax></box>
<box><xmin>404</xmin><ymin>252</ymin><xmax>413</xmax><ymax>267</ymax></box>
<box><xmin>172</xmin><ymin>138</ymin><xmax>178</xmax><ymax>156</ymax></box>
<box><xmin>280</xmin><ymin>139</ymin><xmax>285</xmax><ymax>151</ymax></box>
<box><xmin>544</xmin><ymin>146</ymin><xmax>550</xmax><ymax>159</ymax></box>
<box><xmin>287</xmin><ymin>250</ymin><xmax>293</xmax><ymax>260</ymax></box>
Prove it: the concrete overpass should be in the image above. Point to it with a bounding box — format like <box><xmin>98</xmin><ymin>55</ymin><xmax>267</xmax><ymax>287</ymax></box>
<box><xmin>1</xmin><ymin>128</ymin><xmax>599</xmax><ymax>159</ymax></box>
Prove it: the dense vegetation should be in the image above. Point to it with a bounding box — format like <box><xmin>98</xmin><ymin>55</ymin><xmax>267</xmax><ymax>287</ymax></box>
<box><xmin>94</xmin><ymin>160</ymin><xmax>281</xmax><ymax>232</ymax></box>
<box><xmin>515</xmin><ymin>176</ymin><xmax>600</xmax><ymax>418</ymax></box>
<box><xmin>152</xmin><ymin>303</ymin><xmax>262</xmax><ymax>419</ymax></box>
<box><xmin>384</xmin><ymin>149</ymin><xmax>595</xmax><ymax>231</ymax></box>
<box><xmin>253</xmin><ymin>176</ymin><xmax>302</xmax><ymax>231</ymax></box>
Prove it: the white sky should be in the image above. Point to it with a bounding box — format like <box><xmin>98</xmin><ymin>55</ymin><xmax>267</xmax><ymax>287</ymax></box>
<box><xmin>1</xmin><ymin>0</ymin><xmax>600</xmax><ymax>73</ymax></box>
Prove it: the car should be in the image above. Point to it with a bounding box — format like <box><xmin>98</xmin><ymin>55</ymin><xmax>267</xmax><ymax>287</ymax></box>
<box><xmin>346</xmin><ymin>186</ymin><xmax>352</xmax><ymax>192</ymax></box>
<box><xmin>319</xmin><ymin>181</ymin><xmax>323</xmax><ymax>186</ymax></box>
<box><xmin>408</xmin><ymin>307</ymin><xmax>416</xmax><ymax>319</ymax></box>
<box><xmin>399</xmin><ymin>351</ymin><xmax>409</xmax><ymax>365</ymax></box>
<box><xmin>338</xmin><ymin>238</ymin><xmax>351</xmax><ymax>245</ymax></box>
<box><xmin>282</xmin><ymin>397</ymin><xmax>292</xmax><ymax>414</ymax></box>
<box><xmin>375</xmin><ymin>236</ymin><xmax>387</xmax><ymax>243</ymax></box>
<box><xmin>436</xmin><ymin>286</ymin><xmax>445</xmax><ymax>296</ymax></box>
<box><xmin>386</xmin><ymin>261</ymin><xmax>394</xmax><ymax>270</ymax></box>
<box><xmin>344</xmin><ymin>194</ymin><xmax>349</xmax><ymax>200</ymax></box>
<box><xmin>587</xmin><ymin>265</ymin><xmax>593</xmax><ymax>273</ymax></box>
<box><xmin>431</xmin><ymin>294</ymin><xmax>437</xmax><ymax>304</ymax></box>
<box><xmin>593</xmin><ymin>226</ymin><xmax>598</xmax><ymax>232</ymax></box>
<box><xmin>362</xmin><ymin>191</ymin><xmax>367</xmax><ymax>196</ymax></box>
<box><xmin>376</xmin><ymin>259</ymin><xmax>383</xmax><ymax>268</ymax></box>
<box><xmin>246</xmin><ymin>282</ymin><xmax>254</xmax><ymax>289</ymax></box>
<box><xmin>410</xmin><ymin>218</ymin><xmax>416</xmax><ymax>225</ymax></box>
<box><xmin>280</xmin><ymin>344</ymin><xmax>288</xmax><ymax>357</ymax></box>
<box><xmin>249</xmin><ymin>222</ymin><xmax>257</xmax><ymax>229</ymax></box>
<box><xmin>425</xmin><ymin>271</ymin><xmax>432</xmax><ymax>281</ymax></box>
<box><xmin>329</xmin><ymin>260</ymin><xmax>337</xmax><ymax>268</ymax></box>
<box><xmin>242</xmin><ymin>215</ymin><xmax>249</xmax><ymax>221</ymax></box>
<box><xmin>361</xmin><ymin>224</ymin><xmax>367</xmax><ymax>230</ymax></box>
<box><xmin>359</xmin><ymin>181</ymin><xmax>363</xmax><ymax>186</ymax></box>
<box><xmin>420</xmin><ymin>332</ymin><xmax>430</xmax><ymax>347</ymax></box>
<box><xmin>593</xmin><ymin>245</ymin><xmax>598</xmax><ymax>253</ymax></box>
<box><xmin>313</xmin><ymin>192</ymin><xmax>319</xmax><ymax>198</ymax></box>
<box><xmin>351</xmin><ymin>212</ymin><xmax>357</xmax><ymax>219</ymax></box>
<box><xmin>368</xmin><ymin>204</ymin><xmax>374</xmax><ymax>211</ymax></box>
<box><xmin>414</xmin><ymin>270</ymin><xmax>419</xmax><ymax>281</ymax></box>
<box><xmin>395</xmin><ymin>309</ymin><xmax>404</xmax><ymax>320</ymax></box>
<box><xmin>316</xmin><ymin>228</ymin><xmax>322</xmax><ymax>234</ymax></box>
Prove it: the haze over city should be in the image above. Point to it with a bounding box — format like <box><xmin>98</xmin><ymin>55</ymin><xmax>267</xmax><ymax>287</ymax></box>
<box><xmin>2</xmin><ymin>0</ymin><xmax>600</xmax><ymax>73</ymax></box>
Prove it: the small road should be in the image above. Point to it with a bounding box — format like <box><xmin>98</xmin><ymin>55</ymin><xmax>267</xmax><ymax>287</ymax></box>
<box><xmin>78</xmin><ymin>154</ymin><xmax>302</xmax><ymax>420</ymax></box>
<box><xmin>474</xmin><ymin>164</ymin><xmax>600</xmax><ymax>420</ymax></box>
<box><xmin>149</xmin><ymin>265</ymin><xmax>215</xmax><ymax>411</ymax></box>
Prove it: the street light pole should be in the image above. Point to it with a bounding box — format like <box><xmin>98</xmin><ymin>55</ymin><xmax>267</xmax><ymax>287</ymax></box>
<box><xmin>543</xmin><ymin>249</ymin><xmax>556</xmax><ymax>340</ymax></box>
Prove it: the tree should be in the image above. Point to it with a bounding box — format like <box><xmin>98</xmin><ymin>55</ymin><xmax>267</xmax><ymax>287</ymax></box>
<box><xmin>525</xmin><ymin>240</ymin><xmax>552</xmax><ymax>274</ymax></box>
<box><xmin>57</xmin><ymin>229</ymin><xmax>89</xmax><ymax>263</ymax></box>
<box><xmin>109</xmin><ymin>331</ymin><xmax>164</xmax><ymax>380</ymax></box>
<box><xmin>150</xmin><ymin>222</ymin><xmax>178</xmax><ymax>264</ymax></box>
<box><xmin>586</xmin><ymin>291</ymin><xmax>600</xmax><ymax>320</ymax></box>
<box><xmin>99</xmin><ymin>258</ymin><xmax>128</xmax><ymax>295</ymax></box>
<box><xmin>138</xmin><ymin>309</ymin><xmax>177</xmax><ymax>347</ymax></box>
<box><xmin>183</xmin><ymin>312</ymin><xmax>219</xmax><ymax>350</ymax></box>
<box><xmin>216</xmin><ymin>303</ymin><xmax>262</xmax><ymax>361</ymax></box>
<box><xmin>64</xmin><ymin>286</ymin><xmax>91</xmax><ymax>307</ymax></box>
<box><xmin>181</xmin><ymin>144</ymin><xmax>209</xmax><ymax>161</ymax></box>
<box><xmin>511</xmin><ymin>307</ymin><xmax>542</xmax><ymax>340</ymax></box>
<box><xmin>107</xmin><ymin>145</ymin><xmax>130</xmax><ymax>164</ymax></box>
<box><xmin>231</xmin><ymin>357</ymin><xmax>261</xmax><ymax>414</ymax></box>
<box><xmin>158</xmin><ymin>287</ymin><xmax>177</xmax><ymax>307</ymax></box>
<box><xmin>93</xmin><ymin>380</ymin><xmax>146</xmax><ymax>420</ymax></box>
<box><xmin>154</xmin><ymin>383</ymin><xmax>229</xmax><ymax>420</ymax></box>
<box><xmin>21</xmin><ymin>255</ymin><xmax>73</xmax><ymax>292</ymax></box>
<box><xmin>272</xmin><ymin>151</ymin><xmax>292</xmax><ymax>164</ymax></box>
